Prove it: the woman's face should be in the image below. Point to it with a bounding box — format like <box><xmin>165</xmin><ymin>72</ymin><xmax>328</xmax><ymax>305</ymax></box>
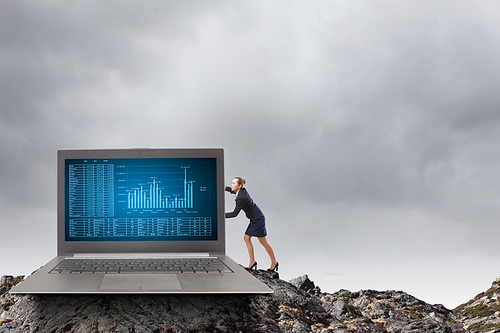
<box><xmin>231</xmin><ymin>178</ymin><xmax>242</xmax><ymax>192</ymax></box>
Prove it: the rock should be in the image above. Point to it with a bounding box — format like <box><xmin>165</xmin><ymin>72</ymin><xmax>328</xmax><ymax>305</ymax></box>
<box><xmin>289</xmin><ymin>274</ymin><xmax>321</xmax><ymax>295</ymax></box>
<box><xmin>402</xmin><ymin>317</ymin><xmax>453</xmax><ymax>333</ymax></box>
<box><xmin>0</xmin><ymin>271</ymin><xmax>474</xmax><ymax>333</ymax></box>
<box><xmin>492</xmin><ymin>276</ymin><xmax>500</xmax><ymax>289</ymax></box>
<box><xmin>1</xmin><ymin>272</ymin><xmax>330</xmax><ymax>333</ymax></box>
<box><xmin>320</xmin><ymin>289</ymin><xmax>456</xmax><ymax>333</ymax></box>
<box><xmin>0</xmin><ymin>276</ymin><xmax>24</xmax><ymax>295</ymax></box>
<box><xmin>453</xmin><ymin>276</ymin><xmax>500</xmax><ymax>332</ymax></box>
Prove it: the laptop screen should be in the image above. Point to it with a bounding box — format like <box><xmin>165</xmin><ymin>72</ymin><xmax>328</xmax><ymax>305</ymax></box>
<box><xmin>65</xmin><ymin>157</ymin><xmax>217</xmax><ymax>242</ymax></box>
<box><xmin>57</xmin><ymin>149</ymin><xmax>225</xmax><ymax>255</ymax></box>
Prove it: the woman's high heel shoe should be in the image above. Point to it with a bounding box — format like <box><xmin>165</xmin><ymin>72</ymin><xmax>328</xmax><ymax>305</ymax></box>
<box><xmin>246</xmin><ymin>261</ymin><xmax>257</xmax><ymax>271</ymax></box>
<box><xmin>267</xmin><ymin>262</ymin><xmax>279</xmax><ymax>272</ymax></box>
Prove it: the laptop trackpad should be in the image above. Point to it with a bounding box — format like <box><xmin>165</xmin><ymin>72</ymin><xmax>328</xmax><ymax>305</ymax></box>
<box><xmin>99</xmin><ymin>274</ymin><xmax>182</xmax><ymax>291</ymax></box>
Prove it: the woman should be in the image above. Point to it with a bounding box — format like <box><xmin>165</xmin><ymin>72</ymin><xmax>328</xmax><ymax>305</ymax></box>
<box><xmin>225</xmin><ymin>177</ymin><xmax>279</xmax><ymax>272</ymax></box>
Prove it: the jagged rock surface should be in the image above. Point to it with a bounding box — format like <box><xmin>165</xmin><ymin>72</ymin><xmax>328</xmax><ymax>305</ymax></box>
<box><xmin>453</xmin><ymin>276</ymin><xmax>500</xmax><ymax>332</ymax></box>
<box><xmin>0</xmin><ymin>271</ymin><xmax>463</xmax><ymax>332</ymax></box>
<box><xmin>319</xmin><ymin>288</ymin><xmax>456</xmax><ymax>333</ymax></box>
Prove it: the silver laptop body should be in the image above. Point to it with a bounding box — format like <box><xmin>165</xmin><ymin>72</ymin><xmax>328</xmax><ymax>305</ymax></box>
<box><xmin>11</xmin><ymin>148</ymin><xmax>272</xmax><ymax>294</ymax></box>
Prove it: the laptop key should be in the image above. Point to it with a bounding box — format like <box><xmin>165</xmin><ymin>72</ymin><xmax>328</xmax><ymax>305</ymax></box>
<box><xmin>205</xmin><ymin>268</ymin><xmax>222</xmax><ymax>273</ymax></box>
<box><xmin>143</xmin><ymin>267</ymin><xmax>159</xmax><ymax>272</ymax></box>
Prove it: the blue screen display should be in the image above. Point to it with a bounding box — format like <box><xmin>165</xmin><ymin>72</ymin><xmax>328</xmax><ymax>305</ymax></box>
<box><xmin>65</xmin><ymin>157</ymin><xmax>218</xmax><ymax>241</ymax></box>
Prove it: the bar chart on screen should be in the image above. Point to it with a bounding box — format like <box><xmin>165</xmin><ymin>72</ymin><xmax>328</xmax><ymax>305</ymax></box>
<box><xmin>126</xmin><ymin>167</ymin><xmax>195</xmax><ymax>210</ymax></box>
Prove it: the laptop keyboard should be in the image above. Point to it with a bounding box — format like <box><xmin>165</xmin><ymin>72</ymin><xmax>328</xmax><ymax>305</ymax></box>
<box><xmin>50</xmin><ymin>257</ymin><xmax>233</xmax><ymax>274</ymax></box>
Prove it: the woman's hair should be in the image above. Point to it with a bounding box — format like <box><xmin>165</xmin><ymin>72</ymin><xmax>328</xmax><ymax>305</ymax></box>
<box><xmin>234</xmin><ymin>177</ymin><xmax>246</xmax><ymax>187</ymax></box>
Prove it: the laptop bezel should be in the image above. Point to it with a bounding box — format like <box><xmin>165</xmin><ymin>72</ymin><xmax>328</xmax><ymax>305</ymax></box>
<box><xmin>57</xmin><ymin>148</ymin><xmax>225</xmax><ymax>256</ymax></box>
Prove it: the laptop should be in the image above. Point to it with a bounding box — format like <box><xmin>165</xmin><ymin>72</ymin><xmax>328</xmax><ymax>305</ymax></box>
<box><xmin>11</xmin><ymin>148</ymin><xmax>272</xmax><ymax>294</ymax></box>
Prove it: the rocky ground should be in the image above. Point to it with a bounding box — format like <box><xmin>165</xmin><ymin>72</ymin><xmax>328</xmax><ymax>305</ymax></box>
<box><xmin>453</xmin><ymin>277</ymin><xmax>500</xmax><ymax>333</ymax></box>
<box><xmin>0</xmin><ymin>271</ymin><xmax>498</xmax><ymax>332</ymax></box>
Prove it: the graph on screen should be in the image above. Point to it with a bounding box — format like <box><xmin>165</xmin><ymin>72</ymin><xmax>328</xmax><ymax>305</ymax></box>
<box><xmin>126</xmin><ymin>168</ymin><xmax>195</xmax><ymax>209</ymax></box>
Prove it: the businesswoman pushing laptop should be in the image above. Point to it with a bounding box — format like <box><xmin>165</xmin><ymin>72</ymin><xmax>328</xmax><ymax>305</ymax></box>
<box><xmin>225</xmin><ymin>177</ymin><xmax>279</xmax><ymax>272</ymax></box>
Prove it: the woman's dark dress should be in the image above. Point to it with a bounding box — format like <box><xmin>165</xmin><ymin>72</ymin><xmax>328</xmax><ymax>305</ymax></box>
<box><xmin>225</xmin><ymin>187</ymin><xmax>267</xmax><ymax>237</ymax></box>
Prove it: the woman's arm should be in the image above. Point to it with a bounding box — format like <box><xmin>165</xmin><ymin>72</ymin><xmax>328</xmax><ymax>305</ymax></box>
<box><xmin>225</xmin><ymin>197</ymin><xmax>243</xmax><ymax>218</ymax></box>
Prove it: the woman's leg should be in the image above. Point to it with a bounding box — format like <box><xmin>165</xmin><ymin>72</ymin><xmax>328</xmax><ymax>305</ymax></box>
<box><xmin>258</xmin><ymin>236</ymin><xmax>278</xmax><ymax>269</ymax></box>
<box><xmin>244</xmin><ymin>234</ymin><xmax>256</xmax><ymax>268</ymax></box>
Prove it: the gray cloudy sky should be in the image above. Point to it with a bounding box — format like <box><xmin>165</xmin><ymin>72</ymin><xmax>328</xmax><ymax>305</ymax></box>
<box><xmin>2</xmin><ymin>1</ymin><xmax>500</xmax><ymax>308</ymax></box>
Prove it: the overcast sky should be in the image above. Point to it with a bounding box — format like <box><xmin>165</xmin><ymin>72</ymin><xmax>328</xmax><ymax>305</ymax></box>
<box><xmin>2</xmin><ymin>0</ymin><xmax>500</xmax><ymax>309</ymax></box>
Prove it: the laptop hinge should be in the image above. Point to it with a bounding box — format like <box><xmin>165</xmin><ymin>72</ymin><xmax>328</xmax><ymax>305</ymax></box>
<box><xmin>72</xmin><ymin>253</ymin><xmax>210</xmax><ymax>258</ymax></box>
